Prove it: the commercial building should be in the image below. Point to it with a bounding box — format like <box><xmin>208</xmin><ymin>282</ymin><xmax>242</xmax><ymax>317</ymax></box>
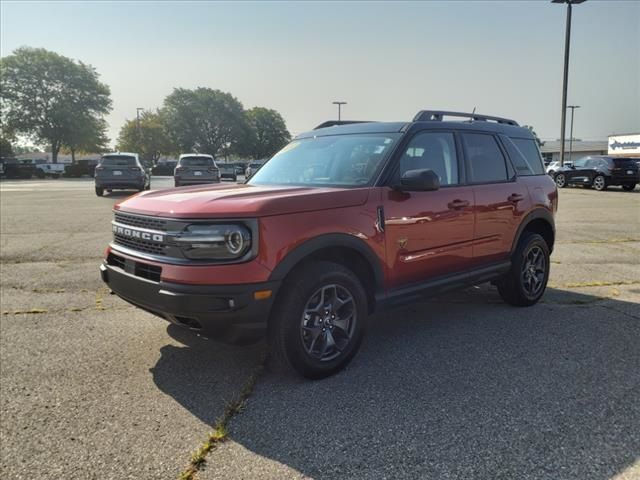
<box><xmin>540</xmin><ymin>140</ymin><xmax>607</xmax><ymax>164</ymax></box>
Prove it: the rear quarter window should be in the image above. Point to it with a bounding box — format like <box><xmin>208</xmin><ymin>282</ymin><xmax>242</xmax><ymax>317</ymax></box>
<box><xmin>502</xmin><ymin>137</ymin><xmax>545</xmax><ymax>176</ymax></box>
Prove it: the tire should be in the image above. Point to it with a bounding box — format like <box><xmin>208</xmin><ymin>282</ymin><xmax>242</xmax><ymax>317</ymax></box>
<box><xmin>592</xmin><ymin>175</ymin><xmax>607</xmax><ymax>191</ymax></box>
<box><xmin>95</xmin><ymin>186</ymin><xmax>104</xmax><ymax>197</ymax></box>
<box><xmin>35</xmin><ymin>170</ymin><xmax>45</xmax><ymax>179</ymax></box>
<box><xmin>268</xmin><ymin>261</ymin><xmax>368</xmax><ymax>379</ymax></box>
<box><xmin>554</xmin><ymin>173</ymin><xmax>566</xmax><ymax>188</ymax></box>
<box><xmin>174</xmin><ymin>181</ymin><xmax>180</xmax><ymax>187</ymax></box>
<box><xmin>622</xmin><ymin>184</ymin><xmax>636</xmax><ymax>191</ymax></box>
<box><xmin>497</xmin><ymin>232</ymin><xmax>550</xmax><ymax>307</ymax></box>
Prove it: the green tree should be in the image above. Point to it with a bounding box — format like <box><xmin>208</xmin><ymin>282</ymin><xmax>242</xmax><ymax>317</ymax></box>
<box><xmin>523</xmin><ymin>125</ymin><xmax>544</xmax><ymax>147</ymax></box>
<box><xmin>238</xmin><ymin>107</ymin><xmax>291</xmax><ymax>159</ymax></box>
<box><xmin>162</xmin><ymin>88</ymin><xmax>246</xmax><ymax>158</ymax></box>
<box><xmin>0</xmin><ymin>136</ymin><xmax>13</xmax><ymax>157</ymax></box>
<box><xmin>116</xmin><ymin>110</ymin><xmax>174</xmax><ymax>165</ymax></box>
<box><xmin>62</xmin><ymin>116</ymin><xmax>109</xmax><ymax>163</ymax></box>
<box><xmin>0</xmin><ymin>47</ymin><xmax>112</xmax><ymax>162</ymax></box>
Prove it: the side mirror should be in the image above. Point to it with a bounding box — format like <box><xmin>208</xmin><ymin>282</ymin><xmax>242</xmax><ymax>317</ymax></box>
<box><xmin>398</xmin><ymin>169</ymin><xmax>440</xmax><ymax>192</ymax></box>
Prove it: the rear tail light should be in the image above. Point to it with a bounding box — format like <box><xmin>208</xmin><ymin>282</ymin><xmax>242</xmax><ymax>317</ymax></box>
<box><xmin>129</xmin><ymin>166</ymin><xmax>141</xmax><ymax>172</ymax></box>
<box><xmin>95</xmin><ymin>166</ymin><xmax>104</xmax><ymax>171</ymax></box>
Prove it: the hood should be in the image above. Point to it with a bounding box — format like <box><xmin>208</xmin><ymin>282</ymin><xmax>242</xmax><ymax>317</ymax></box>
<box><xmin>115</xmin><ymin>183</ymin><xmax>370</xmax><ymax>218</ymax></box>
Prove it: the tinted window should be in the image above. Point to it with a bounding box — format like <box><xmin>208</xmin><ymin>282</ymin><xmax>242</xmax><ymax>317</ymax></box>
<box><xmin>613</xmin><ymin>158</ymin><xmax>638</xmax><ymax>168</ymax></box>
<box><xmin>249</xmin><ymin>134</ymin><xmax>400</xmax><ymax>187</ymax></box>
<box><xmin>506</xmin><ymin>138</ymin><xmax>545</xmax><ymax>175</ymax></box>
<box><xmin>462</xmin><ymin>133</ymin><xmax>508</xmax><ymax>183</ymax></box>
<box><xmin>101</xmin><ymin>155</ymin><xmax>136</xmax><ymax>166</ymax></box>
<box><xmin>180</xmin><ymin>156</ymin><xmax>214</xmax><ymax>166</ymax></box>
<box><xmin>573</xmin><ymin>157</ymin><xmax>588</xmax><ymax>168</ymax></box>
<box><xmin>399</xmin><ymin>132</ymin><xmax>459</xmax><ymax>185</ymax></box>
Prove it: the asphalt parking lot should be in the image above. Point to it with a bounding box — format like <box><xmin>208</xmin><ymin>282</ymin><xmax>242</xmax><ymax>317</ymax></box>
<box><xmin>1</xmin><ymin>178</ymin><xmax>639</xmax><ymax>480</ymax></box>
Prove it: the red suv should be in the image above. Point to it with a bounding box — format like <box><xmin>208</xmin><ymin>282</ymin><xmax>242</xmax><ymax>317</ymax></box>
<box><xmin>100</xmin><ymin>110</ymin><xmax>557</xmax><ymax>379</ymax></box>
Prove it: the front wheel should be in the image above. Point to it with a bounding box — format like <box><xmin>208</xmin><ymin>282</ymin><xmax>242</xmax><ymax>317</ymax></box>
<box><xmin>622</xmin><ymin>184</ymin><xmax>636</xmax><ymax>191</ymax></box>
<box><xmin>95</xmin><ymin>186</ymin><xmax>104</xmax><ymax>197</ymax></box>
<box><xmin>554</xmin><ymin>173</ymin><xmax>566</xmax><ymax>188</ymax></box>
<box><xmin>497</xmin><ymin>232</ymin><xmax>550</xmax><ymax>307</ymax></box>
<box><xmin>269</xmin><ymin>261</ymin><xmax>368</xmax><ymax>379</ymax></box>
<box><xmin>593</xmin><ymin>175</ymin><xmax>607</xmax><ymax>191</ymax></box>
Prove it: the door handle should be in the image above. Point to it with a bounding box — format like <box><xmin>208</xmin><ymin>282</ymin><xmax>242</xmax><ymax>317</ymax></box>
<box><xmin>448</xmin><ymin>199</ymin><xmax>469</xmax><ymax>210</ymax></box>
<box><xmin>508</xmin><ymin>194</ymin><xmax>524</xmax><ymax>203</ymax></box>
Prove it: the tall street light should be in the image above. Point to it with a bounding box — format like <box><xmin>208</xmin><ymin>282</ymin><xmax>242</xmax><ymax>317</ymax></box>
<box><xmin>136</xmin><ymin>107</ymin><xmax>144</xmax><ymax>148</ymax></box>
<box><xmin>332</xmin><ymin>101</ymin><xmax>347</xmax><ymax>121</ymax></box>
<box><xmin>552</xmin><ymin>0</ymin><xmax>586</xmax><ymax>166</ymax></box>
<box><xmin>567</xmin><ymin>105</ymin><xmax>580</xmax><ymax>163</ymax></box>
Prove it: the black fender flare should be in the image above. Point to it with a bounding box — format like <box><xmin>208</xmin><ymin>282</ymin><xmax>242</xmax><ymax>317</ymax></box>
<box><xmin>511</xmin><ymin>208</ymin><xmax>555</xmax><ymax>254</ymax></box>
<box><xmin>268</xmin><ymin>233</ymin><xmax>384</xmax><ymax>292</ymax></box>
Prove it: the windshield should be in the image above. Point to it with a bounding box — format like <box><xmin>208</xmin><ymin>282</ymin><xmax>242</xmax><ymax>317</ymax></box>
<box><xmin>101</xmin><ymin>155</ymin><xmax>136</xmax><ymax>166</ymax></box>
<box><xmin>180</xmin><ymin>157</ymin><xmax>213</xmax><ymax>166</ymax></box>
<box><xmin>248</xmin><ymin>133</ymin><xmax>400</xmax><ymax>187</ymax></box>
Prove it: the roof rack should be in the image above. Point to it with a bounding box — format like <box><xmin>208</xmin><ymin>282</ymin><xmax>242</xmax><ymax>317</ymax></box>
<box><xmin>313</xmin><ymin>120</ymin><xmax>373</xmax><ymax>130</ymax></box>
<box><xmin>413</xmin><ymin>110</ymin><xmax>519</xmax><ymax>126</ymax></box>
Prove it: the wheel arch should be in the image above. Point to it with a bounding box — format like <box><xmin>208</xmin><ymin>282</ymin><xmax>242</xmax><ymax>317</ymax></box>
<box><xmin>512</xmin><ymin>209</ymin><xmax>555</xmax><ymax>254</ymax></box>
<box><xmin>268</xmin><ymin>234</ymin><xmax>384</xmax><ymax>313</ymax></box>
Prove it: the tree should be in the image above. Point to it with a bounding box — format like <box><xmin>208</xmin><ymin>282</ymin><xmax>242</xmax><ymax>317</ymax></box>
<box><xmin>523</xmin><ymin>125</ymin><xmax>544</xmax><ymax>147</ymax></box>
<box><xmin>62</xmin><ymin>116</ymin><xmax>109</xmax><ymax>163</ymax></box>
<box><xmin>0</xmin><ymin>137</ymin><xmax>13</xmax><ymax>157</ymax></box>
<box><xmin>0</xmin><ymin>47</ymin><xmax>112</xmax><ymax>162</ymax></box>
<box><xmin>116</xmin><ymin>110</ymin><xmax>174</xmax><ymax>165</ymax></box>
<box><xmin>237</xmin><ymin>107</ymin><xmax>291</xmax><ymax>159</ymax></box>
<box><xmin>162</xmin><ymin>88</ymin><xmax>246</xmax><ymax>158</ymax></box>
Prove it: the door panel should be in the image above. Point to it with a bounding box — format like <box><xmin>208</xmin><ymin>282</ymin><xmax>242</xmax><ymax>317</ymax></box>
<box><xmin>383</xmin><ymin>186</ymin><xmax>475</xmax><ymax>288</ymax></box>
<box><xmin>472</xmin><ymin>183</ymin><xmax>530</xmax><ymax>265</ymax></box>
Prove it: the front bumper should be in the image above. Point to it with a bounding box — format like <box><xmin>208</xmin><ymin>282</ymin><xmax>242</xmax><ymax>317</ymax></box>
<box><xmin>100</xmin><ymin>261</ymin><xmax>279</xmax><ymax>342</ymax></box>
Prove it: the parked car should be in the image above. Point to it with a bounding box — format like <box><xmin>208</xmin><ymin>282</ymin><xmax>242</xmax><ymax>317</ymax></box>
<box><xmin>64</xmin><ymin>159</ymin><xmax>99</xmax><ymax>178</ymax></box>
<box><xmin>101</xmin><ymin>110</ymin><xmax>557</xmax><ymax>379</ymax></box>
<box><xmin>553</xmin><ymin>155</ymin><xmax>639</xmax><ymax>191</ymax></box>
<box><xmin>245</xmin><ymin>160</ymin><xmax>266</xmax><ymax>179</ymax></box>
<box><xmin>94</xmin><ymin>152</ymin><xmax>150</xmax><ymax>196</ymax></box>
<box><xmin>1</xmin><ymin>158</ymin><xmax>41</xmax><ymax>178</ymax></box>
<box><xmin>42</xmin><ymin>164</ymin><xmax>66</xmax><ymax>178</ymax></box>
<box><xmin>152</xmin><ymin>161</ymin><xmax>177</xmax><ymax>176</ymax></box>
<box><xmin>173</xmin><ymin>154</ymin><xmax>220</xmax><ymax>187</ymax></box>
<box><xmin>233</xmin><ymin>163</ymin><xmax>246</xmax><ymax>175</ymax></box>
<box><xmin>218</xmin><ymin>164</ymin><xmax>238</xmax><ymax>182</ymax></box>
<box><xmin>546</xmin><ymin>160</ymin><xmax>572</xmax><ymax>176</ymax></box>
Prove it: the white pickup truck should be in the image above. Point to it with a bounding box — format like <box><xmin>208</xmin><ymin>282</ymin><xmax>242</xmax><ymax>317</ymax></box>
<box><xmin>20</xmin><ymin>159</ymin><xmax>66</xmax><ymax>178</ymax></box>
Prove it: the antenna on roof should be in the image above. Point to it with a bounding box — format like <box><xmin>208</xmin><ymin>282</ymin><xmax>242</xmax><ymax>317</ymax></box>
<box><xmin>472</xmin><ymin>107</ymin><xmax>476</xmax><ymax>115</ymax></box>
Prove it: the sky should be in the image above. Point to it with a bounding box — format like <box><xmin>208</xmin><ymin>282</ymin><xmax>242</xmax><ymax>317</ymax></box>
<box><xmin>1</xmin><ymin>0</ymin><xmax>639</xmax><ymax>146</ymax></box>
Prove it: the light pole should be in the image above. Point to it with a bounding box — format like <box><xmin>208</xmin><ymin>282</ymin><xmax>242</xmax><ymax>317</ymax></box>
<box><xmin>567</xmin><ymin>105</ymin><xmax>580</xmax><ymax>163</ymax></box>
<box><xmin>332</xmin><ymin>101</ymin><xmax>347</xmax><ymax>121</ymax></box>
<box><xmin>552</xmin><ymin>0</ymin><xmax>586</xmax><ymax>166</ymax></box>
<box><xmin>136</xmin><ymin>107</ymin><xmax>144</xmax><ymax>150</ymax></box>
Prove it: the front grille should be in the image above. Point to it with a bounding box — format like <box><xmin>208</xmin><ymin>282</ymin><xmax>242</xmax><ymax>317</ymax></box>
<box><xmin>113</xmin><ymin>234</ymin><xmax>166</xmax><ymax>255</ymax></box>
<box><xmin>114</xmin><ymin>211</ymin><xmax>168</xmax><ymax>231</ymax></box>
<box><xmin>107</xmin><ymin>252</ymin><xmax>162</xmax><ymax>282</ymax></box>
<box><xmin>135</xmin><ymin>262</ymin><xmax>162</xmax><ymax>282</ymax></box>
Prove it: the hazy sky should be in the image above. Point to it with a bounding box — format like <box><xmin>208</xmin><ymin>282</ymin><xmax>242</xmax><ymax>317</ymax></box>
<box><xmin>2</xmin><ymin>0</ymin><xmax>639</xmax><ymax>145</ymax></box>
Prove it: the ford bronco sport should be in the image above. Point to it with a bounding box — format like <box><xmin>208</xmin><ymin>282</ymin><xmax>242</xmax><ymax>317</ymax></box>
<box><xmin>100</xmin><ymin>110</ymin><xmax>557</xmax><ymax>379</ymax></box>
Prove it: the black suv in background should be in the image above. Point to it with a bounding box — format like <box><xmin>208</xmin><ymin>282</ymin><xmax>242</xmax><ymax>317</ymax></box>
<box><xmin>95</xmin><ymin>153</ymin><xmax>150</xmax><ymax>196</ymax></box>
<box><xmin>554</xmin><ymin>155</ymin><xmax>639</xmax><ymax>191</ymax></box>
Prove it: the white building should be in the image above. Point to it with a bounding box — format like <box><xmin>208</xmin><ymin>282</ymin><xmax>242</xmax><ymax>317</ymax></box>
<box><xmin>540</xmin><ymin>140</ymin><xmax>608</xmax><ymax>164</ymax></box>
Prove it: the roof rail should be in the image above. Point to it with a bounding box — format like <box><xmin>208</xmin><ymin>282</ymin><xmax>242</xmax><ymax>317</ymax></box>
<box><xmin>313</xmin><ymin>120</ymin><xmax>373</xmax><ymax>130</ymax></box>
<box><xmin>413</xmin><ymin>110</ymin><xmax>519</xmax><ymax>126</ymax></box>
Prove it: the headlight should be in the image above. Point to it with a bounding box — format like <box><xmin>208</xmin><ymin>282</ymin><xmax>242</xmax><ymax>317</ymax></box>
<box><xmin>176</xmin><ymin>224</ymin><xmax>252</xmax><ymax>260</ymax></box>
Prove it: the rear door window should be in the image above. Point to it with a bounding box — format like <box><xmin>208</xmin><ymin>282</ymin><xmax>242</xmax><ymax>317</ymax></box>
<box><xmin>461</xmin><ymin>133</ymin><xmax>509</xmax><ymax>184</ymax></box>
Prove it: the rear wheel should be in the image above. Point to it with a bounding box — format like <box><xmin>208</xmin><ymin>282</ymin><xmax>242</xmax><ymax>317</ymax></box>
<box><xmin>622</xmin><ymin>184</ymin><xmax>636</xmax><ymax>191</ymax></box>
<box><xmin>174</xmin><ymin>180</ymin><xmax>180</xmax><ymax>187</ymax></box>
<box><xmin>554</xmin><ymin>173</ymin><xmax>566</xmax><ymax>188</ymax></box>
<box><xmin>95</xmin><ymin>186</ymin><xmax>104</xmax><ymax>197</ymax></box>
<box><xmin>497</xmin><ymin>232</ymin><xmax>550</xmax><ymax>307</ymax></box>
<box><xmin>269</xmin><ymin>261</ymin><xmax>368</xmax><ymax>379</ymax></box>
<box><xmin>593</xmin><ymin>175</ymin><xmax>607</xmax><ymax>191</ymax></box>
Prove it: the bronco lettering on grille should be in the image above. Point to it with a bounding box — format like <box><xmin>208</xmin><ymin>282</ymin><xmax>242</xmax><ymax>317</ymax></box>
<box><xmin>112</xmin><ymin>224</ymin><xmax>164</xmax><ymax>243</ymax></box>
